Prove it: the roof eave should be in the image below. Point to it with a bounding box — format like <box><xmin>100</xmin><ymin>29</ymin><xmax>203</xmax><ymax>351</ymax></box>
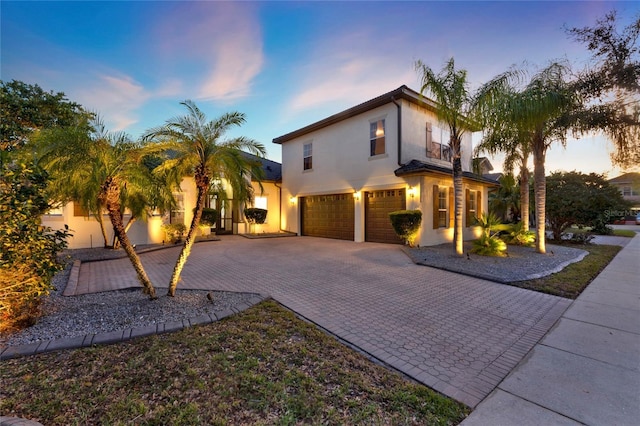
<box><xmin>273</xmin><ymin>86</ymin><xmax>439</xmax><ymax>144</ymax></box>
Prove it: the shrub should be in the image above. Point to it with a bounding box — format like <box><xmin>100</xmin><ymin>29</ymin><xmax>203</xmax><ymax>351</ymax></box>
<box><xmin>591</xmin><ymin>217</ymin><xmax>613</xmax><ymax>235</ymax></box>
<box><xmin>162</xmin><ymin>223</ymin><xmax>186</xmax><ymax>244</ymax></box>
<box><xmin>389</xmin><ymin>210</ymin><xmax>422</xmax><ymax>247</ymax></box>
<box><xmin>244</xmin><ymin>208</ymin><xmax>267</xmax><ymax>224</ymax></box>
<box><xmin>0</xmin><ymin>162</ymin><xmax>70</xmax><ymax>332</ymax></box>
<box><xmin>472</xmin><ymin>234</ymin><xmax>508</xmax><ymax>257</ymax></box>
<box><xmin>471</xmin><ymin>212</ymin><xmax>508</xmax><ymax>257</ymax></box>
<box><xmin>503</xmin><ymin>222</ymin><xmax>536</xmax><ymax>246</ymax></box>
<box><xmin>199</xmin><ymin>208</ymin><xmax>218</xmax><ymax>227</ymax></box>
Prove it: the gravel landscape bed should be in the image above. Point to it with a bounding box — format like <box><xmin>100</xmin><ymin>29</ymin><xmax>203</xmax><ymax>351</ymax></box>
<box><xmin>405</xmin><ymin>242</ymin><xmax>588</xmax><ymax>283</ymax></box>
<box><xmin>0</xmin><ymin>246</ymin><xmax>259</xmax><ymax>348</ymax></box>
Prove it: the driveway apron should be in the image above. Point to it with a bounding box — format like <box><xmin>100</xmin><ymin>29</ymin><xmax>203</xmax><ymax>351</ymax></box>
<box><xmin>77</xmin><ymin>236</ymin><xmax>570</xmax><ymax>407</ymax></box>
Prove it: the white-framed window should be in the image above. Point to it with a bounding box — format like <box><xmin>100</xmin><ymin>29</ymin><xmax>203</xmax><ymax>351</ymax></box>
<box><xmin>303</xmin><ymin>142</ymin><xmax>313</xmax><ymax>170</ymax></box>
<box><xmin>438</xmin><ymin>187</ymin><xmax>448</xmax><ymax>228</ymax></box>
<box><xmin>370</xmin><ymin>119</ymin><xmax>386</xmax><ymax>156</ymax></box>
<box><xmin>469</xmin><ymin>191</ymin><xmax>477</xmax><ymax>217</ymax></box>
<box><xmin>171</xmin><ymin>193</ymin><xmax>185</xmax><ymax>224</ymax></box>
<box><xmin>427</xmin><ymin>122</ymin><xmax>452</xmax><ymax>162</ymax></box>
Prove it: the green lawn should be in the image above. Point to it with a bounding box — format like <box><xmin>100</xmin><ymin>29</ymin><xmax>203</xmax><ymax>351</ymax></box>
<box><xmin>511</xmin><ymin>244</ymin><xmax>621</xmax><ymax>298</ymax></box>
<box><xmin>0</xmin><ymin>300</ymin><xmax>469</xmax><ymax>425</ymax></box>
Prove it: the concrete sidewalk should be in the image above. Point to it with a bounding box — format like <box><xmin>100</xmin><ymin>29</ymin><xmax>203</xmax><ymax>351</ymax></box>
<box><xmin>462</xmin><ymin>233</ymin><xmax>640</xmax><ymax>425</ymax></box>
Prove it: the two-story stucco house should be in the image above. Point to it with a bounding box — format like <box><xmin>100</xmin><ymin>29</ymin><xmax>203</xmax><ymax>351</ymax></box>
<box><xmin>273</xmin><ymin>85</ymin><xmax>497</xmax><ymax>246</ymax></box>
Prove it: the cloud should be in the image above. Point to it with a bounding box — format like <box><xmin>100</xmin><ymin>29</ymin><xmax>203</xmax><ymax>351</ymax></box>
<box><xmin>73</xmin><ymin>74</ymin><xmax>150</xmax><ymax>131</ymax></box>
<box><xmin>153</xmin><ymin>2</ymin><xmax>263</xmax><ymax>102</ymax></box>
<box><xmin>284</xmin><ymin>28</ymin><xmax>415</xmax><ymax>116</ymax></box>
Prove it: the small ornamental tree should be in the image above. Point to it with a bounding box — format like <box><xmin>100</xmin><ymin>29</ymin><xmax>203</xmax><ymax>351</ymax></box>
<box><xmin>545</xmin><ymin>171</ymin><xmax>630</xmax><ymax>240</ymax></box>
<box><xmin>0</xmin><ymin>162</ymin><xmax>71</xmax><ymax>332</ymax></box>
<box><xmin>389</xmin><ymin>210</ymin><xmax>422</xmax><ymax>247</ymax></box>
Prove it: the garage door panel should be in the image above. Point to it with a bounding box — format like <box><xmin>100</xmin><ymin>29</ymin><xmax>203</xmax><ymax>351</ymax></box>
<box><xmin>365</xmin><ymin>189</ymin><xmax>406</xmax><ymax>244</ymax></box>
<box><xmin>301</xmin><ymin>193</ymin><xmax>354</xmax><ymax>240</ymax></box>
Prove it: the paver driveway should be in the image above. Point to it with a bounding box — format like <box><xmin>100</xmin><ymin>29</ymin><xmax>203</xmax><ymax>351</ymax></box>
<box><xmin>77</xmin><ymin>236</ymin><xmax>571</xmax><ymax>407</ymax></box>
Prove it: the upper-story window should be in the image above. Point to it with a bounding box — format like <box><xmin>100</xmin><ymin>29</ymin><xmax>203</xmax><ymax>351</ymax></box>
<box><xmin>426</xmin><ymin>122</ymin><xmax>452</xmax><ymax>162</ymax></box>
<box><xmin>370</xmin><ymin>119</ymin><xmax>385</xmax><ymax>156</ymax></box>
<box><xmin>303</xmin><ymin>142</ymin><xmax>313</xmax><ymax>170</ymax></box>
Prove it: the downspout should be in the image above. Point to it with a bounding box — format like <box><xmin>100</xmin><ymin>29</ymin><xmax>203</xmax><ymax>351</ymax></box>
<box><xmin>391</xmin><ymin>97</ymin><xmax>402</xmax><ymax>166</ymax></box>
<box><xmin>274</xmin><ymin>180</ymin><xmax>283</xmax><ymax>232</ymax></box>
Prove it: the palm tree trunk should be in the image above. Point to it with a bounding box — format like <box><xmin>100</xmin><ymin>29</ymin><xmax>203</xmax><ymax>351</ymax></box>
<box><xmin>112</xmin><ymin>215</ymin><xmax>136</xmax><ymax>250</ymax></box>
<box><xmin>520</xmin><ymin>165</ymin><xmax>530</xmax><ymax>232</ymax></box>
<box><xmin>167</xmin><ymin>171</ymin><xmax>210</xmax><ymax>297</ymax></box>
<box><xmin>94</xmin><ymin>205</ymin><xmax>111</xmax><ymax>248</ymax></box>
<box><xmin>100</xmin><ymin>178</ymin><xmax>157</xmax><ymax>299</ymax></box>
<box><xmin>533</xmin><ymin>137</ymin><xmax>546</xmax><ymax>254</ymax></box>
<box><xmin>452</xmin><ymin>150</ymin><xmax>464</xmax><ymax>256</ymax></box>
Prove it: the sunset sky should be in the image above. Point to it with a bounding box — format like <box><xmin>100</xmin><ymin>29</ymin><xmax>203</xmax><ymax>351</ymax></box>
<box><xmin>2</xmin><ymin>1</ymin><xmax>638</xmax><ymax>177</ymax></box>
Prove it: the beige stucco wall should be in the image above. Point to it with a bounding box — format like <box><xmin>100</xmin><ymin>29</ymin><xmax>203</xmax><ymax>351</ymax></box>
<box><xmin>41</xmin><ymin>204</ymin><xmax>154</xmax><ymax>249</ymax></box>
<box><xmin>280</xmin><ymin>99</ymin><xmax>484</xmax><ymax>245</ymax></box>
<box><xmin>42</xmin><ymin>175</ymin><xmax>283</xmax><ymax>249</ymax></box>
<box><xmin>401</xmin><ymin>100</ymin><xmax>474</xmax><ymax>171</ymax></box>
<box><xmin>237</xmin><ymin>181</ymin><xmax>282</xmax><ymax>234</ymax></box>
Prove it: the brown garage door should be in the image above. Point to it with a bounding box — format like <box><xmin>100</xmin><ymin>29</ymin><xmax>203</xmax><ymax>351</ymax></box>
<box><xmin>301</xmin><ymin>193</ymin><xmax>354</xmax><ymax>240</ymax></box>
<box><xmin>365</xmin><ymin>189</ymin><xmax>406</xmax><ymax>244</ymax></box>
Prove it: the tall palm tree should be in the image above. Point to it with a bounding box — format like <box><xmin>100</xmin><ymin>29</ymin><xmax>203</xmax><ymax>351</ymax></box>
<box><xmin>501</xmin><ymin>63</ymin><xmax>575</xmax><ymax>254</ymax></box>
<box><xmin>143</xmin><ymin>101</ymin><xmax>266</xmax><ymax>297</ymax></box>
<box><xmin>415</xmin><ymin>58</ymin><xmax>507</xmax><ymax>255</ymax></box>
<box><xmin>36</xmin><ymin>119</ymin><xmax>160</xmax><ymax>298</ymax></box>
<box><xmin>476</xmin><ymin>103</ymin><xmax>532</xmax><ymax>231</ymax></box>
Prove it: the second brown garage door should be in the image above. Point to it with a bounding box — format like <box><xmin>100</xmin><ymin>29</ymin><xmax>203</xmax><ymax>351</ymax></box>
<box><xmin>301</xmin><ymin>193</ymin><xmax>354</xmax><ymax>240</ymax></box>
<box><xmin>365</xmin><ymin>189</ymin><xmax>406</xmax><ymax>244</ymax></box>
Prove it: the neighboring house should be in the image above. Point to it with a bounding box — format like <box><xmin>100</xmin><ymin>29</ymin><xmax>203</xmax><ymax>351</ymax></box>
<box><xmin>41</xmin><ymin>153</ymin><xmax>282</xmax><ymax>249</ymax></box>
<box><xmin>608</xmin><ymin>172</ymin><xmax>640</xmax><ymax>220</ymax></box>
<box><xmin>273</xmin><ymin>85</ymin><xmax>498</xmax><ymax>246</ymax></box>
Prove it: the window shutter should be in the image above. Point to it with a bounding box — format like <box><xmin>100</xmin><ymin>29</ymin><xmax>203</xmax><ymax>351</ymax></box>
<box><xmin>448</xmin><ymin>187</ymin><xmax>454</xmax><ymax>228</ymax></box>
<box><xmin>465</xmin><ymin>188</ymin><xmax>471</xmax><ymax>227</ymax></box>
<box><xmin>426</xmin><ymin>123</ymin><xmax>433</xmax><ymax>156</ymax></box>
<box><xmin>477</xmin><ymin>191</ymin><xmax>482</xmax><ymax>217</ymax></box>
<box><xmin>432</xmin><ymin>185</ymin><xmax>439</xmax><ymax>229</ymax></box>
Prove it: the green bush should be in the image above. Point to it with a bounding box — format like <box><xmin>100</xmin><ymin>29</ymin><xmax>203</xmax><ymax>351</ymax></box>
<box><xmin>503</xmin><ymin>222</ymin><xmax>535</xmax><ymax>246</ymax></box>
<box><xmin>389</xmin><ymin>210</ymin><xmax>422</xmax><ymax>247</ymax></box>
<box><xmin>472</xmin><ymin>234</ymin><xmax>507</xmax><ymax>257</ymax></box>
<box><xmin>471</xmin><ymin>212</ymin><xmax>507</xmax><ymax>257</ymax></box>
<box><xmin>244</xmin><ymin>208</ymin><xmax>267</xmax><ymax>224</ymax></box>
<box><xmin>162</xmin><ymin>222</ymin><xmax>186</xmax><ymax>244</ymax></box>
<box><xmin>200</xmin><ymin>208</ymin><xmax>218</xmax><ymax>226</ymax></box>
<box><xmin>0</xmin><ymin>162</ymin><xmax>70</xmax><ymax>332</ymax></box>
<box><xmin>591</xmin><ymin>217</ymin><xmax>613</xmax><ymax>235</ymax></box>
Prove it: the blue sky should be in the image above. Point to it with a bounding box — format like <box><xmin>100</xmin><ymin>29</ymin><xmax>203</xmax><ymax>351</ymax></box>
<box><xmin>2</xmin><ymin>1</ymin><xmax>638</xmax><ymax>177</ymax></box>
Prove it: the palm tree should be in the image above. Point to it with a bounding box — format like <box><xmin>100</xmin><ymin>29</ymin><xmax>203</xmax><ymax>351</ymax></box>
<box><xmin>483</xmin><ymin>63</ymin><xmax>577</xmax><ymax>254</ymax></box>
<box><xmin>476</xmin><ymin>104</ymin><xmax>532</xmax><ymax>231</ymax></box>
<box><xmin>110</xmin><ymin>155</ymin><xmax>177</xmax><ymax>249</ymax></box>
<box><xmin>488</xmin><ymin>174</ymin><xmax>520</xmax><ymax>223</ymax></box>
<box><xmin>415</xmin><ymin>58</ymin><xmax>507</xmax><ymax>255</ymax></box>
<box><xmin>143</xmin><ymin>101</ymin><xmax>266</xmax><ymax>297</ymax></box>
<box><xmin>36</xmin><ymin>119</ymin><xmax>160</xmax><ymax>298</ymax></box>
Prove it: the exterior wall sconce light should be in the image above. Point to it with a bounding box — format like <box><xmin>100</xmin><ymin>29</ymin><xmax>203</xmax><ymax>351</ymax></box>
<box><xmin>408</xmin><ymin>187</ymin><xmax>416</xmax><ymax>198</ymax></box>
<box><xmin>353</xmin><ymin>191</ymin><xmax>361</xmax><ymax>201</ymax></box>
<box><xmin>289</xmin><ymin>196</ymin><xmax>296</xmax><ymax>205</ymax></box>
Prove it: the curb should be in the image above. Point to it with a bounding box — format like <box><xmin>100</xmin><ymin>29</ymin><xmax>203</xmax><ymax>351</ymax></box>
<box><xmin>0</xmin><ymin>294</ymin><xmax>270</xmax><ymax>361</ymax></box>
